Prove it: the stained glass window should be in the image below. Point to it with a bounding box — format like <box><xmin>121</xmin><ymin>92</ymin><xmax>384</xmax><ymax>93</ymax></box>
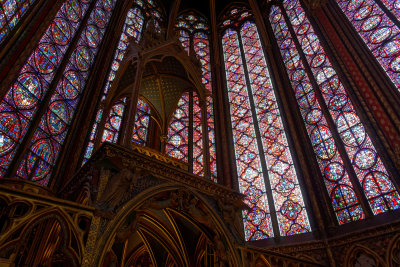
<box><xmin>0</xmin><ymin>0</ymin><xmax>93</xmax><ymax>179</ymax></box>
<box><xmin>192</xmin><ymin>93</ymin><xmax>203</xmax><ymax>176</ymax></box>
<box><xmin>132</xmin><ymin>98</ymin><xmax>151</xmax><ymax>145</ymax></box>
<box><xmin>15</xmin><ymin>0</ymin><xmax>116</xmax><ymax>185</ymax></box>
<box><xmin>82</xmin><ymin>0</ymin><xmax>163</xmax><ymax>164</ymax></box>
<box><xmin>269</xmin><ymin>0</ymin><xmax>400</xmax><ymax>222</ymax></box>
<box><xmin>270</xmin><ymin>5</ymin><xmax>364</xmax><ymax>223</ymax></box>
<box><xmin>166</xmin><ymin>92</ymin><xmax>189</xmax><ymax>162</ymax></box>
<box><xmin>175</xmin><ymin>12</ymin><xmax>217</xmax><ymax>180</ymax></box>
<box><xmin>336</xmin><ymin>0</ymin><xmax>400</xmax><ymax>93</ymax></box>
<box><xmin>222</xmin><ymin>12</ymin><xmax>311</xmax><ymax>240</ymax></box>
<box><xmin>82</xmin><ymin>6</ymin><xmax>144</xmax><ymax>164</ymax></box>
<box><xmin>101</xmin><ymin>98</ymin><xmax>126</xmax><ymax>143</ymax></box>
<box><xmin>178</xmin><ymin>30</ymin><xmax>190</xmax><ymax>54</ymax></box>
<box><xmin>0</xmin><ymin>0</ymin><xmax>37</xmax><ymax>44</ymax></box>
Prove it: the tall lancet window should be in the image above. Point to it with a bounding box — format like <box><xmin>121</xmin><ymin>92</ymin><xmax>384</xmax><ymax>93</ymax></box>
<box><xmin>101</xmin><ymin>98</ymin><xmax>127</xmax><ymax>143</ymax></box>
<box><xmin>132</xmin><ymin>98</ymin><xmax>151</xmax><ymax>145</ymax></box>
<box><xmin>82</xmin><ymin>0</ymin><xmax>163</xmax><ymax>164</ymax></box>
<box><xmin>165</xmin><ymin>91</ymin><xmax>204</xmax><ymax>175</ymax></box>
<box><xmin>335</xmin><ymin>0</ymin><xmax>400</xmax><ymax>92</ymax></box>
<box><xmin>269</xmin><ymin>0</ymin><xmax>400</xmax><ymax>224</ymax></box>
<box><xmin>221</xmin><ymin>9</ymin><xmax>311</xmax><ymax>240</ymax></box>
<box><xmin>0</xmin><ymin>0</ymin><xmax>37</xmax><ymax>44</ymax></box>
<box><xmin>166</xmin><ymin>92</ymin><xmax>190</xmax><ymax>163</ymax></box>
<box><xmin>0</xmin><ymin>0</ymin><xmax>116</xmax><ymax>185</ymax></box>
<box><xmin>175</xmin><ymin>12</ymin><xmax>217</xmax><ymax>180</ymax></box>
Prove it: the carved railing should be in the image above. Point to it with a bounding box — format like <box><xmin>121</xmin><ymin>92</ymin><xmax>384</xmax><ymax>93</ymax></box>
<box><xmin>130</xmin><ymin>142</ymin><xmax>188</xmax><ymax>171</ymax></box>
<box><xmin>60</xmin><ymin>143</ymin><xmax>242</xmax><ymax>203</ymax></box>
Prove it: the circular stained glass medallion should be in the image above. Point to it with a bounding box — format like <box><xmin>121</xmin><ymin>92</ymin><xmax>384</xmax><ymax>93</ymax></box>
<box><xmin>332</xmin><ymin>185</ymin><xmax>357</xmax><ymax>209</ymax></box>
<box><xmin>311</xmin><ymin>126</ymin><xmax>336</xmax><ymax>160</ymax></box>
<box><xmin>328</xmin><ymin>94</ymin><xmax>348</xmax><ymax>111</ymax></box>
<box><xmin>51</xmin><ymin>18</ymin><xmax>71</xmax><ymax>45</ymax></box>
<box><xmin>34</xmin><ymin>44</ymin><xmax>58</xmax><ymax>74</ymax></box>
<box><xmin>291</xmin><ymin>69</ymin><xmax>305</xmax><ymax>81</ymax></box>
<box><xmin>320</xmin><ymin>75</ymin><xmax>340</xmax><ymax>94</ymax></box>
<box><xmin>47</xmin><ymin>101</ymin><xmax>68</xmax><ymax>134</ymax></box>
<box><xmin>361</xmin><ymin>15</ymin><xmax>381</xmax><ymax>31</ymax></box>
<box><xmin>390</xmin><ymin>56</ymin><xmax>400</xmax><ymax>72</ymax></box>
<box><xmin>316</xmin><ymin>67</ymin><xmax>336</xmax><ymax>85</ymax></box>
<box><xmin>347</xmin><ymin>0</ymin><xmax>363</xmax><ymax>12</ymax></box>
<box><xmin>301</xmin><ymin>34</ymin><xmax>319</xmax><ymax>55</ymax></box>
<box><xmin>363</xmin><ymin>171</ymin><xmax>393</xmax><ymax>198</ymax></box>
<box><xmin>0</xmin><ymin>113</ymin><xmax>21</xmax><ymax>155</ymax></box>
<box><xmin>298</xmin><ymin>90</ymin><xmax>315</xmax><ymax>109</ymax></box>
<box><xmin>270</xmin><ymin>12</ymin><xmax>281</xmax><ymax>23</ymax></box>
<box><xmin>65</xmin><ymin>0</ymin><xmax>82</xmax><ymax>23</ymax></box>
<box><xmin>337</xmin><ymin>112</ymin><xmax>365</xmax><ymax>147</ymax></box>
<box><xmin>27</xmin><ymin>139</ymin><xmax>53</xmax><ymax>179</ymax></box>
<box><xmin>305</xmin><ymin>109</ymin><xmax>322</xmax><ymax>124</ymax></box>
<box><xmin>380</xmin><ymin>40</ymin><xmax>400</xmax><ymax>57</ymax></box>
<box><xmin>289</xmin><ymin>8</ymin><xmax>305</xmax><ymax>26</ymax></box>
<box><xmin>86</xmin><ymin>24</ymin><xmax>100</xmax><ymax>48</ymax></box>
<box><xmin>325</xmin><ymin>162</ymin><xmax>345</xmax><ymax>182</ymax></box>
<box><xmin>62</xmin><ymin>71</ymin><xmax>80</xmax><ymax>99</ymax></box>
<box><xmin>354</xmin><ymin>5</ymin><xmax>372</xmax><ymax>20</ymax></box>
<box><xmin>275</xmin><ymin>23</ymin><xmax>288</xmax><ymax>40</ymax></box>
<box><xmin>297</xmin><ymin>22</ymin><xmax>309</xmax><ymax>35</ymax></box>
<box><xmin>353</xmin><ymin>148</ymin><xmax>377</xmax><ymax>170</ymax></box>
<box><xmin>75</xmin><ymin>46</ymin><xmax>91</xmax><ymax>71</ymax></box>
<box><xmin>311</xmin><ymin>53</ymin><xmax>326</xmax><ymax>68</ymax></box>
<box><xmin>13</xmin><ymin>73</ymin><xmax>41</xmax><ymax>109</ymax></box>
<box><xmin>94</xmin><ymin>8</ymin><xmax>106</xmax><ymax>28</ymax></box>
<box><xmin>370</xmin><ymin>27</ymin><xmax>392</xmax><ymax>44</ymax></box>
<box><xmin>103</xmin><ymin>0</ymin><xmax>113</xmax><ymax>11</ymax></box>
<box><xmin>281</xmin><ymin>200</ymin><xmax>301</xmax><ymax>220</ymax></box>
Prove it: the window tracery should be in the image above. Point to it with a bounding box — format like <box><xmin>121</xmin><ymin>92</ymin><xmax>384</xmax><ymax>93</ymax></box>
<box><xmin>336</xmin><ymin>0</ymin><xmax>400</xmax><ymax>93</ymax></box>
<box><xmin>269</xmin><ymin>0</ymin><xmax>400</xmax><ymax>222</ymax></box>
<box><xmin>175</xmin><ymin>11</ymin><xmax>217</xmax><ymax>180</ymax></box>
<box><xmin>132</xmin><ymin>98</ymin><xmax>151</xmax><ymax>145</ymax></box>
<box><xmin>221</xmin><ymin>9</ymin><xmax>311</xmax><ymax>240</ymax></box>
<box><xmin>15</xmin><ymin>0</ymin><xmax>116</xmax><ymax>185</ymax></box>
<box><xmin>82</xmin><ymin>0</ymin><xmax>163</xmax><ymax>164</ymax></box>
<box><xmin>0</xmin><ymin>0</ymin><xmax>96</xmax><ymax>181</ymax></box>
<box><xmin>166</xmin><ymin>92</ymin><xmax>190</xmax><ymax>163</ymax></box>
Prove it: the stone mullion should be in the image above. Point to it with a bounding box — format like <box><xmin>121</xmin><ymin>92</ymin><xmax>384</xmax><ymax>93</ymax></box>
<box><xmin>237</xmin><ymin>28</ymin><xmax>281</xmax><ymax>238</ymax></box>
<box><xmin>210</xmin><ymin>0</ymin><xmax>235</xmax><ymax>187</ymax></box>
<box><xmin>5</xmin><ymin>0</ymin><xmax>99</xmax><ymax>180</ymax></box>
<box><xmin>301</xmin><ymin>0</ymin><xmax>400</xmax><ymax>195</ymax></box>
<box><xmin>280</xmin><ymin>3</ymin><xmax>374</xmax><ymax>218</ymax></box>
<box><xmin>53</xmin><ymin>0</ymin><xmax>131</xmax><ymax>189</ymax></box>
<box><xmin>0</xmin><ymin>0</ymin><xmax>62</xmax><ymax>96</ymax></box>
<box><xmin>217</xmin><ymin>34</ymin><xmax>240</xmax><ymax>190</ymax></box>
<box><xmin>250</xmin><ymin>0</ymin><xmax>328</xmax><ymax>235</ymax></box>
<box><xmin>200</xmin><ymin>99</ymin><xmax>211</xmax><ymax>178</ymax></box>
<box><xmin>188</xmin><ymin>91</ymin><xmax>194</xmax><ymax>173</ymax></box>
